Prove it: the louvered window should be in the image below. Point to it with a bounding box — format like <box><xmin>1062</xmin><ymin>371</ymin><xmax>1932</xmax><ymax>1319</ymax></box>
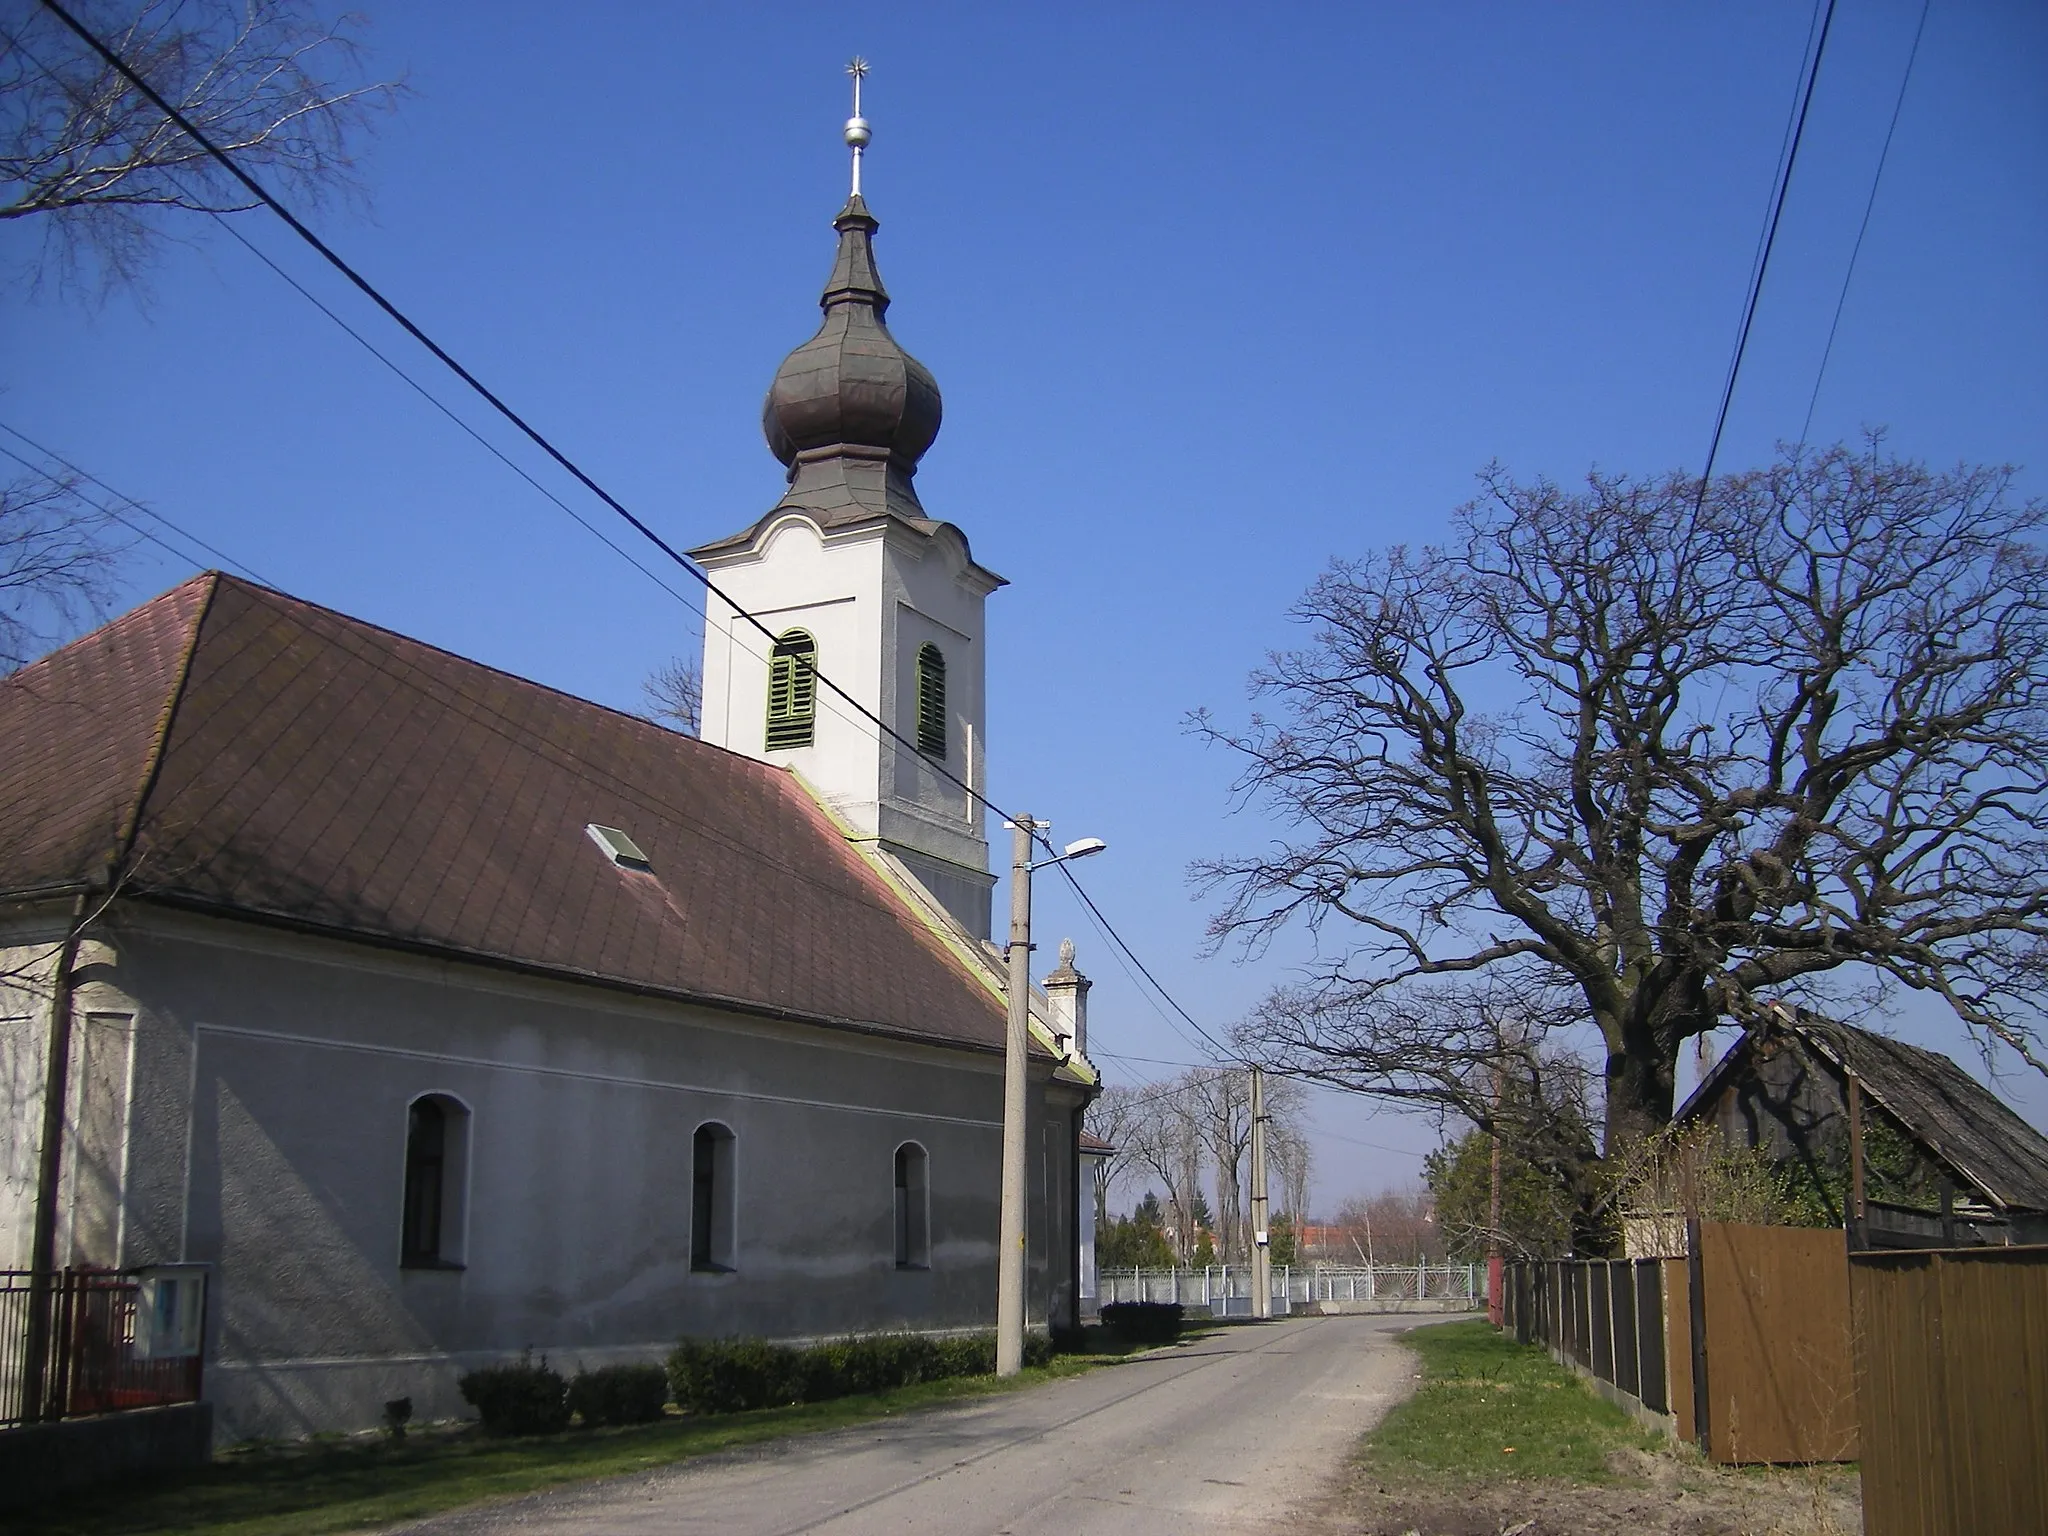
<box><xmin>765</xmin><ymin>630</ymin><xmax>817</xmax><ymax>750</ymax></box>
<box><xmin>915</xmin><ymin>643</ymin><xmax>946</xmax><ymax>759</ymax></box>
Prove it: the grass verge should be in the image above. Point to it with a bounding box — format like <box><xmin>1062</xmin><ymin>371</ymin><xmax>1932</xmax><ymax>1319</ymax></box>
<box><xmin>1362</xmin><ymin>1319</ymin><xmax>1663</xmax><ymax>1485</ymax></box>
<box><xmin>16</xmin><ymin>1352</ymin><xmax>1128</xmax><ymax>1536</ymax></box>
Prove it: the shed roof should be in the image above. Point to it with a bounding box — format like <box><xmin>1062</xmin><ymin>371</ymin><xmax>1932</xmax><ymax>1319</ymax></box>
<box><xmin>1680</xmin><ymin>1007</ymin><xmax>2048</xmax><ymax>1214</ymax></box>
<box><xmin>0</xmin><ymin>574</ymin><xmax>1017</xmax><ymax>1056</ymax></box>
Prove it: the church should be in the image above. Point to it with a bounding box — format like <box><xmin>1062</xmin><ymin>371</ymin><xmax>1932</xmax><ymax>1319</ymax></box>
<box><xmin>0</xmin><ymin>110</ymin><xmax>1099</xmax><ymax>1443</ymax></box>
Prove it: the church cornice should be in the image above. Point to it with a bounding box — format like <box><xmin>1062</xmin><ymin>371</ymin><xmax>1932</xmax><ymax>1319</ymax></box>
<box><xmin>688</xmin><ymin>505</ymin><xmax>1006</xmax><ymax>594</ymax></box>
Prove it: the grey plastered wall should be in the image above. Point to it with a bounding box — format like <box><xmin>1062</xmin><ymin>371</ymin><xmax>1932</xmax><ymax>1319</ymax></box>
<box><xmin>65</xmin><ymin>905</ymin><xmax>1083</xmax><ymax>1443</ymax></box>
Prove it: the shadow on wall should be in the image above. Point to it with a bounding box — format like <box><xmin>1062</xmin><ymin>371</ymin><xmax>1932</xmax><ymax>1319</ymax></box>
<box><xmin>206</xmin><ymin>1081</ymin><xmax>445</xmax><ymax>1442</ymax></box>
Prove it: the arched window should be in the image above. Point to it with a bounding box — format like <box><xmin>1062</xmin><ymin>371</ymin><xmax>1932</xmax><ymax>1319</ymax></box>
<box><xmin>401</xmin><ymin>1094</ymin><xmax>469</xmax><ymax>1268</ymax></box>
<box><xmin>894</xmin><ymin>1141</ymin><xmax>929</xmax><ymax>1269</ymax></box>
<box><xmin>765</xmin><ymin>630</ymin><xmax>817</xmax><ymax>750</ymax></box>
<box><xmin>691</xmin><ymin>1121</ymin><xmax>737</xmax><ymax>1271</ymax></box>
<box><xmin>914</xmin><ymin>643</ymin><xmax>946</xmax><ymax>759</ymax></box>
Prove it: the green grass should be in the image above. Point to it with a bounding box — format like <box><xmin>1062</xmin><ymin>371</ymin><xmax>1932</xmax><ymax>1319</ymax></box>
<box><xmin>1363</xmin><ymin>1320</ymin><xmax>1663</xmax><ymax>1486</ymax></box>
<box><xmin>16</xmin><ymin>1355</ymin><xmax>1122</xmax><ymax>1536</ymax></box>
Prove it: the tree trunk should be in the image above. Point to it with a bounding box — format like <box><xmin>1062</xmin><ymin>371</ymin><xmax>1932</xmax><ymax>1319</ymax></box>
<box><xmin>1214</xmin><ymin>1153</ymin><xmax>1243</xmax><ymax>1262</ymax></box>
<box><xmin>1603</xmin><ymin>1024</ymin><xmax>1678</xmax><ymax>1153</ymax></box>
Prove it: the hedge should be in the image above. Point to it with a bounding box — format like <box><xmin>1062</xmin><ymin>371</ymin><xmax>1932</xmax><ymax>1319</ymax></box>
<box><xmin>568</xmin><ymin>1362</ymin><xmax>670</xmax><ymax>1426</ymax></box>
<box><xmin>457</xmin><ymin>1357</ymin><xmax>571</xmax><ymax>1436</ymax></box>
<box><xmin>1100</xmin><ymin>1301</ymin><xmax>1185</xmax><ymax>1345</ymax></box>
<box><xmin>666</xmin><ymin>1330</ymin><xmax>1052</xmax><ymax>1415</ymax></box>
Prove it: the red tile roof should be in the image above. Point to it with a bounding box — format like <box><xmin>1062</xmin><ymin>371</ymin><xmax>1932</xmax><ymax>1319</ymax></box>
<box><xmin>0</xmin><ymin>575</ymin><xmax>1014</xmax><ymax>1054</ymax></box>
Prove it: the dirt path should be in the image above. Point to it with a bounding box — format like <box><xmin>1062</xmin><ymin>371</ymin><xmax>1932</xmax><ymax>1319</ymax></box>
<box><xmin>1321</xmin><ymin>1445</ymin><xmax>1863</xmax><ymax>1536</ymax></box>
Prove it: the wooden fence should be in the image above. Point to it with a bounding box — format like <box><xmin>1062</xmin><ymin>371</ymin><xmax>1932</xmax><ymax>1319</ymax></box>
<box><xmin>1850</xmin><ymin>1245</ymin><xmax>2048</xmax><ymax>1536</ymax></box>
<box><xmin>1696</xmin><ymin>1222</ymin><xmax>1857</xmax><ymax>1463</ymax></box>
<box><xmin>1506</xmin><ymin>1222</ymin><xmax>1856</xmax><ymax>1463</ymax></box>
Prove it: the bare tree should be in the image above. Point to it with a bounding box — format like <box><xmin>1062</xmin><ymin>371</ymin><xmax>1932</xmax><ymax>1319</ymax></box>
<box><xmin>1182</xmin><ymin>1066</ymin><xmax>1308</xmax><ymax>1261</ymax></box>
<box><xmin>1124</xmin><ymin>1081</ymin><xmax>1204</xmax><ymax>1264</ymax></box>
<box><xmin>1269</xmin><ymin>1118</ymin><xmax>1312</xmax><ymax>1224</ymax></box>
<box><xmin>1198</xmin><ymin>443</ymin><xmax>2048</xmax><ymax>1154</ymax></box>
<box><xmin>1182</xmin><ymin>1069</ymin><xmax>1249</xmax><ymax>1261</ymax></box>
<box><xmin>1083</xmin><ymin>1082</ymin><xmax>1144</xmax><ymax>1228</ymax></box>
<box><xmin>0</xmin><ymin>465</ymin><xmax>127</xmax><ymax>669</ymax></box>
<box><xmin>2</xmin><ymin>0</ymin><xmax>401</xmax><ymax>292</ymax></box>
<box><xmin>643</xmin><ymin>655</ymin><xmax>701</xmax><ymax>736</ymax></box>
<box><xmin>1333</xmin><ymin>1189</ymin><xmax>1441</xmax><ymax>1266</ymax></box>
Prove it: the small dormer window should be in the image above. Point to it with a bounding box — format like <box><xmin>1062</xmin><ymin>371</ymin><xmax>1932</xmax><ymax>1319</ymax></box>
<box><xmin>766</xmin><ymin>630</ymin><xmax>818</xmax><ymax>750</ymax></box>
<box><xmin>915</xmin><ymin>642</ymin><xmax>946</xmax><ymax>759</ymax></box>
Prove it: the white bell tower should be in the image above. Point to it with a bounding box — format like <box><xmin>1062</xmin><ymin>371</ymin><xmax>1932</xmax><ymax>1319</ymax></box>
<box><xmin>692</xmin><ymin>70</ymin><xmax>1002</xmax><ymax>939</ymax></box>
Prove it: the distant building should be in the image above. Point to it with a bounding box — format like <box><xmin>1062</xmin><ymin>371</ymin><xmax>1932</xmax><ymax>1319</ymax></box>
<box><xmin>1</xmin><ymin>144</ymin><xmax>1098</xmax><ymax>1442</ymax></box>
<box><xmin>1679</xmin><ymin>1006</ymin><xmax>2048</xmax><ymax>1248</ymax></box>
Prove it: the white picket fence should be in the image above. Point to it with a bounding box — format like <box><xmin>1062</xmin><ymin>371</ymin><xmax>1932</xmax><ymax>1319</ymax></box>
<box><xmin>1098</xmin><ymin>1263</ymin><xmax>1480</xmax><ymax>1313</ymax></box>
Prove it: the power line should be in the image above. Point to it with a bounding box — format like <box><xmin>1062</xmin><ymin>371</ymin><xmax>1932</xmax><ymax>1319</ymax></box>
<box><xmin>1693</xmin><ymin>0</ymin><xmax>1839</xmax><ymax>507</ymax></box>
<box><xmin>34</xmin><ymin>0</ymin><xmax>1002</xmax><ymax>838</ymax></box>
<box><xmin>1048</xmin><ymin>858</ymin><xmax>1235</xmax><ymax>1061</ymax></box>
<box><xmin>1801</xmin><ymin>0</ymin><xmax>1930</xmax><ymax>445</ymax></box>
<box><xmin>0</xmin><ymin>434</ymin><xmax>272</xmax><ymax>586</ymax></box>
<box><xmin>34</xmin><ymin>0</ymin><xmax>1241</xmax><ymax>1060</ymax></box>
<box><xmin>197</xmin><ymin>213</ymin><xmax>706</xmax><ymax>617</ymax></box>
<box><xmin>1090</xmin><ymin>1051</ymin><xmax>1430</xmax><ymax>1158</ymax></box>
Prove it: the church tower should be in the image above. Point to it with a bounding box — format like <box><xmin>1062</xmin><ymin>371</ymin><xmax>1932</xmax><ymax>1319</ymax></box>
<box><xmin>691</xmin><ymin>67</ymin><xmax>1002</xmax><ymax>940</ymax></box>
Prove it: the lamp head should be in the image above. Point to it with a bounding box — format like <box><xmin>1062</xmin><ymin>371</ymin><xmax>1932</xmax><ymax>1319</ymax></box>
<box><xmin>1062</xmin><ymin>837</ymin><xmax>1108</xmax><ymax>861</ymax></box>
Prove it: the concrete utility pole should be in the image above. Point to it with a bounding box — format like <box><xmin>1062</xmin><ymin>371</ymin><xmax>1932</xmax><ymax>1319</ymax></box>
<box><xmin>997</xmin><ymin>816</ymin><xmax>1037</xmax><ymax>1376</ymax></box>
<box><xmin>997</xmin><ymin>817</ymin><xmax>1108</xmax><ymax>1376</ymax></box>
<box><xmin>1249</xmin><ymin>1064</ymin><xmax>1271</xmax><ymax>1320</ymax></box>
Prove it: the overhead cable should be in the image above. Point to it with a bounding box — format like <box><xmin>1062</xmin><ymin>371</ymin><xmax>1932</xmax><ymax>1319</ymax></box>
<box><xmin>1693</xmin><ymin>0</ymin><xmax>1839</xmax><ymax>508</ymax></box>
<box><xmin>34</xmin><ymin>0</ymin><xmax>1237</xmax><ymax>1060</ymax></box>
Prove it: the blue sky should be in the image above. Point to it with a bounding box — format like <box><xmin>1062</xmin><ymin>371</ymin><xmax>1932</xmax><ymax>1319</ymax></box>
<box><xmin>6</xmin><ymin>1</ymin><xmax>2046</xmax><ymax>1209</ymax></box>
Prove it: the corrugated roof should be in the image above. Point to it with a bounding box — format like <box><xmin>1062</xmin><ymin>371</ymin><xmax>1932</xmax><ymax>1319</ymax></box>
<box><xmin>0</xmin><ymin>574</ymin><xmax>1014</xmax><ymax>1055</ymax></box>
<box><xmin>1682</xmin><ymin>1008</ymin><xmax>2048</xmax><ymax>1214</ymax></box>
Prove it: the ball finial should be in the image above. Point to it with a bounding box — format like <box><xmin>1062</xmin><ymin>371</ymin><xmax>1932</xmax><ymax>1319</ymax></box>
<box><xmin>843</xmin><ymin>57</ymin><xmax>871</xmax><ymax>197</ymax></box>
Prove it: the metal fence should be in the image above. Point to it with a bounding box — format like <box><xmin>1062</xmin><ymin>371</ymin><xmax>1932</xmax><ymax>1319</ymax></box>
<box><xmin>1503</xmin><ymin>1257</ymin><xmax>1672</xmax><ymax>1416</ymax></box>
<box><xmin>1</xmin><ymin>1269</ymin><xmax>205</xmax><ymax>1428</ymax></box>
<box><xmin>1099</xmin><ymin>1264</ymin><xmax>1479</xmax><ymax>1313</ymax></box>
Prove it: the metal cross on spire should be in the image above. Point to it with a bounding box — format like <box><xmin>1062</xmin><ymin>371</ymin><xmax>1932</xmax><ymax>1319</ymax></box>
<box><xmin>844</xmin><ymin>56</ymin><xmax>871</xmax><ymax>198</ymax></box>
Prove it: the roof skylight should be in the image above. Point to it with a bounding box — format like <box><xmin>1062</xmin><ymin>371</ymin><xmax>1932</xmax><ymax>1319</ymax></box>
<box><xmin>586</xmin><ymin>823</ymin><xmax>651</xmax><ymax>870</ymax></box>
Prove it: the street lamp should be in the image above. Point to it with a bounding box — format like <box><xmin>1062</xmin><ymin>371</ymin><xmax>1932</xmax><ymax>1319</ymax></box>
<box><xmin>996</xmin><ymin>816</ymin><xmax>1107</xmax><ymax>1377</ymax></box>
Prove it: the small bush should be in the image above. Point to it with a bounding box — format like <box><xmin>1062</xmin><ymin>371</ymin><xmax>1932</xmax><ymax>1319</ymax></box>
<box><xmin>667</xmin><ymin>1337</ymin><xmax>807</xmax><ymax>1414</ymax></box>
<box><xmin>1100</xmin><ymin>1301</ymin><xmax>1184</xmax><ymax>1345</ymax></box>
<box><xmin>568</xmin><ymin>1363</ymin><xmax>670</xmax><ymax>1426</ymax></box>
<box><xmin>458</xmin><ymin>1355</ymin><xmax>571</xmax><ymax>1435</ymax></box>
<box><xmin>666</xmin><ymin>1329</ymin><xmax>1054</xmax><ymax>1416</ymax></box>
<box><xmin>933</xmin><ymin>1332</ymin><xmax>996</xmax><ymax>1377</ymax></box>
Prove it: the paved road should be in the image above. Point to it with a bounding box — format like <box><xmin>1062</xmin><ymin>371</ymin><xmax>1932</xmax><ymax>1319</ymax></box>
<box><xmin>397</xmin><ymin>1314</ymin><xmax>1421</xmax><ymax>1536</ymax></box>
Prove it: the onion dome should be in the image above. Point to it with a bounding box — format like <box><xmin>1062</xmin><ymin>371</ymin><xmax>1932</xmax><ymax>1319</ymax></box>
<box><xmin>761</xmin><ymin>195</ymin><xmax>942</xmax><ymax>519</ymax></box>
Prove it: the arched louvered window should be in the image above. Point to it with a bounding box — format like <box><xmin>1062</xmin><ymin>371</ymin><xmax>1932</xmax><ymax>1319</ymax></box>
<box><xmin>765</xmin><ymin>630</ymin><xmax>817</xmax><ymax>751</ymax></box>
<box><xmin>914</xmin><ymin>642</ymin><xmax>946</xmax><ymax>759</ymax></box>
